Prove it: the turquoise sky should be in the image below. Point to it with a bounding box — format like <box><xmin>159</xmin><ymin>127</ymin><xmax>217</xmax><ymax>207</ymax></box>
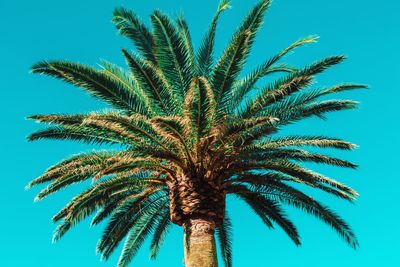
<box><xmin>1</xmin><ymin>0</ymin><xmax>399</xmax><ymax>266</ymax></box>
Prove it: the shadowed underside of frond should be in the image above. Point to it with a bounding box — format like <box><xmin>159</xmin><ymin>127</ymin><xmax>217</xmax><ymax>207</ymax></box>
<box><xmin>27</xmin><ymin>0</ymin><xmax>364</xmax><ymax>266</ymax></box>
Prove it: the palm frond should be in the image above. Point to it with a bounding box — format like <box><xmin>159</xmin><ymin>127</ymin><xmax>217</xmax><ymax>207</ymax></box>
<box><xmin>240</xmin><ymin>177</ymin><xmax>358</xmax><ymax>248</ymax></box>
<box><xmin>183</xmin><ymin>77</ymin><xmax>216</xmax><ymax>143</ymax></box>
<box><xmin>316</xmin><ymin>83</ymin><xmax>367</xmax><ymax>97</ymax></box>
<box><xmin>229</xmin><ymin>35</ymin><xmax>317</xmax><ymax>110</ymax></box>
<box><xmin>27</xmin><ymin>126</ymin><xmax>129</xmax><ymax>146</ymax></box>
<box><xmin>100</xmin><ymin>61</ymin><xmax>155</xmax><ymax>114</ymax></box>
<box><xmin>117</xmin><ymin>200</ymin><xmax>168</xmax><ymax>266</ymax></box>
<box><xmin>212</xmin><ymin>30</ymin><xmax>252</xmax><ymax>114</ymax></box>
<box><xmin>97</xmin><ymin>193</ymin><xmax>167</xmax><ymax>260</ymax></box>
<box><xmin>27</xmin><ymin>113</ymin><xmax>173</xmax><ymax>151</ymax></box>
<box><xmin>149</xmin><ymin>207</ymin><xmax>172</xmax><ymax>259</ymax></box>
<box><xmin>216</xmin><ymin>211</ymin><xmax>233</xmax><ymax>267</ymax></box>
<box><xmin>297</xmin><ymin>55</ymin><xmax>345</xmax><ymax>77</ymax></box>
<box><xmin>239</xmin><ymin>75</ymin><xmax>313</xmax><ymax>118</ymax></box>
<box><xmin>233</xmin><ymin>184</ymin><xmax>300</xmax><ymax>245</ymax></box>
<box><xmin>31</xmin><ymin>61</ymin><xmax>150</xmax><ymax>115</ymax></box>
<box><xmin>91</xmin><ymin>192</ymin><xmax>132</xmax><ymax>226</ymax></box>
<box><xmin>176</xmin><ymin>15</ymin><xmax>195</xmax><ymax>79</ymax></box>
<box><xmin>121</xmin><ymin>49</ymin><xmax>181</xmax><ymax>115</ymax></box>
<box><xmin>196</xmin><ymin>0</ymin><xmax>231</xmax><ymax>77</ymax></box>
<box><xmin>247</xmin><ymin>148</ymin><xmax>358</xmax><ymax>168</ymax></box>
<box><xmin>233</xmin><ymin>0</ymin><xmax>270</xmax><ymax>45</ymax></box>
<box><xmin>52</xmin><ymin>175</ymin><xmax>155</xmax><ymax>241</ymax></box>
<box><xmin>53</xmin><ymin>173</ymin><xmax>162</xmax><ymax>223</ymax></box>
<box><xmin>230</xmin><ymin>161</ymin><xmax>357</xmax><ymax>200</ymax></box>
<box><xmin>212</xmin><ymin>0</ymin><xmax>272</xmax><ymax>112</ymax></box>
<box><xmin>270</xmin><ymin>99</ymin><xmax>358</xmax><ymax>124</ymax></box>
<box><xmin>26</xmin><ymin>151</ymin><xmax>110</xmax><ymax>188</ymax></box>
<box><xmin>231</xmin><ymin>184</ymin><xmax>273</xmax><ymax>228</ymax></box>
<box><xmin>256</xmin><ymin>136</ymin><xmax>357</xmax><ymax>150</ymax></box>
<box><xmin>238</xmin><ymin>55</ymin><xmax>348</xmax><ymax>118</ymax></box>
<box><xmin>33</xmin><ymin>154</ymin><xmax>119</xmax><ymax>201</ymax></box>
<box><xmin>151</xmin><ymin>11</ymin><xmax>193</xmax><ymax>96</ymax></box>
<box><xmin>113</xmin><ymin>7</ymin><xmax>156</xmax><ymax>63</ymax></box>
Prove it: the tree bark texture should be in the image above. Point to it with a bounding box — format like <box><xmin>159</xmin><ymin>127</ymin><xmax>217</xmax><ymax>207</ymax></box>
<box><xmin>167</xmin><ymin>172</ymin><xmax>225</xmax><ymax>227</ymax></box>
<box><xmin>183</xmin><ymin>218</ymin><xmax>218</xmax><ymax>267</ymax></box>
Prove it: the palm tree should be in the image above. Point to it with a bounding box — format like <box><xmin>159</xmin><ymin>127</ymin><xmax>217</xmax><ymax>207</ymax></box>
<box><xmin>27</xmin><ymin>0</ymin><xmax>363</xmax><ymax>266</ymax></box>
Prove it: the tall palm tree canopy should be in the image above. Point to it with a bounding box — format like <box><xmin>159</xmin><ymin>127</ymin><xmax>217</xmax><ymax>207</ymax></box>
<box><xmin>27</xmin><ymin>0</ymin><xmax>363</xmax><ymax>266</ymax></box>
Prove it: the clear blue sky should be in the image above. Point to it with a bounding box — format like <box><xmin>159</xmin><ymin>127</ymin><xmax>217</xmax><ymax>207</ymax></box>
<box><xmin>1</xmin><ymin>0</ymin><xmax>399</xmax><ymax>266</ymax></box>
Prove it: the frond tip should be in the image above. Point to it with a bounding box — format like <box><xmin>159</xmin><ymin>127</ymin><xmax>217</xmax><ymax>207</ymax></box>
<box><xmin>218</xmin><ymin>0</ymin><xmax>231</xmax><ymax>11</ymax></box>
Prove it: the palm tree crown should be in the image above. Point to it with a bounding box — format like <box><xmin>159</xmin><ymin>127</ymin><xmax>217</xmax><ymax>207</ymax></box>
<box><xmin>27</xmin><ymin>0</ymin><xmax>363</xmax><ymax>266</ymax></box>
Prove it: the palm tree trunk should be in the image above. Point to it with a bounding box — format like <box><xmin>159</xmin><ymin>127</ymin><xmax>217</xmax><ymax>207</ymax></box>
<box><xmin>183</xmin><ymin>218</ymin><xmax>218</xmax><ymax>267</ymax></box>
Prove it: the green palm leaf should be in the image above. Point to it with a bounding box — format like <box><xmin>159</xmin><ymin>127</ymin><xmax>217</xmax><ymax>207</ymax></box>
<box><xmin>113</xmin><ymin>7</ymin><xmax>156</xmax><ymax>63</ymax></box>
<box><xmin>149</xmin><ymin>207</ymin><xmax>172</xmax><ymax>259</ymax></box>
<box><xmin>233</xmin><ymin>184</ymin><xmax>301</xmax><ymax>245</ymax></box>
<box><xmin>121</xmin><ymin>49</ymin><xmax>181</xmax><ymax>114</ymax></box>
<box><xmin>216</xmin><ymin>211</ymin><xmax>233</xmax><ymax>267</ymax></box>
<box><xmin>197</xmin><ymin>0</ymin><xmax>231</xmax><ymax>77</ymax></box>
<box><xmin>117</xmin><ymin>199</ymin><xmax>168</xmax><ymax>266</ymax></box>
<box><xmin>229</xmin><ymin>35</ymin><xmax>318</xmax><ymax>110</ymax></box>
<box><xmin>151</xmin><ymin>11</ymin><xmax>192</xmax><ymax>96</ymax></box>
<box><xmin>31</xmin><ymin>61</ymin><xmax>150</xmax><ymax>115</ymax></box>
